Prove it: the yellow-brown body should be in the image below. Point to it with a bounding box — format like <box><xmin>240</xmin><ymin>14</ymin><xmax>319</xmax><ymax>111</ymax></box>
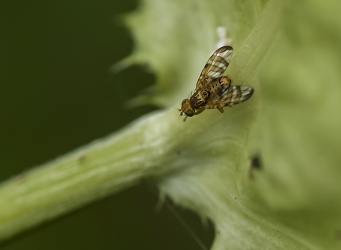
<box><xmin>179</xmin><ymin>46</ymin><xmax>254</xmax><ymax>120</ymax></box>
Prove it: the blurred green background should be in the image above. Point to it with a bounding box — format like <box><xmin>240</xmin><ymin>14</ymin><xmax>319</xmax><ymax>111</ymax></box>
<box><xmin>0</xmin><ymin>1</ymin><xmax>214</xmax><ymax>249</ymax></box>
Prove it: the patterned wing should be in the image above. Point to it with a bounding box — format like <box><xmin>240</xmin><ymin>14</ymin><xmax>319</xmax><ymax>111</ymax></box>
<box><xmin>196</xmin><ymin>46</ymin><xmax>233</xmax><ymax>89</ymax></box>
<box><xmin>206</xmin><ymin>85</ymin><xmax>254</xmax><ymax>109</ymax></box>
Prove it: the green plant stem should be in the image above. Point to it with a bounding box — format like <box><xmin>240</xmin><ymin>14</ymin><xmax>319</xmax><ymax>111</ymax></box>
<box><xmin>0</xmin><ymin>110</ymin><xmax>175</xmax><ymax>242</ymax></box>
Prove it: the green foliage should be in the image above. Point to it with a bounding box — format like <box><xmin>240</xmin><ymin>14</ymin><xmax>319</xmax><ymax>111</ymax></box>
<box><xmin>1</xmin><ymin>0</ymin><xmax>340</xmax><ymax>248</ymax></box>
<box><xmin>122</xmin><ymin>0</ymin><xmax>341</xmax><ymax>249</ymax></box>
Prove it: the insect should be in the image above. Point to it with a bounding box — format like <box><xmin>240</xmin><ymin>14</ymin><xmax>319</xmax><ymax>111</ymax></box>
<box><xmin>179</xmin><ymin>46</ymin><xmax>254</xmax><ymax>121</ymax></box>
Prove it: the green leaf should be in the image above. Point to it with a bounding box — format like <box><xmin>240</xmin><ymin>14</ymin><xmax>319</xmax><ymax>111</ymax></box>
<box><xmin>122</xmin><ymin>0</ymin><xmax>341</xmax><ymax>249</ymax></box>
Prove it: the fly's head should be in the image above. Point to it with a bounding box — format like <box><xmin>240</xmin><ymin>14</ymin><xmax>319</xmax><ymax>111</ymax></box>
<box><xmin>179</xmin><ymin>98</ymin><xmax>194</xmax><ymax>120</ymax></box>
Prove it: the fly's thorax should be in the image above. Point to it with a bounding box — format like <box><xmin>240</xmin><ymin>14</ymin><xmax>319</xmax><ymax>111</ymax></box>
<box><xmin>189</xmin><ymin>89</ymin><xmax>210</xmax><ymax>108</ymax></box>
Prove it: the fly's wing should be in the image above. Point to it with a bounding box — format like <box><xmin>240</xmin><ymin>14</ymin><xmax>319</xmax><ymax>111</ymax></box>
<box><xmin>196</xmin><ymin>46</ymin><xmax>233</xmax><ymax>89</ymax></box>
<box><xmin>206</xmin><ymin>85</ymin><xmax>254</xmax><ymax>108</ymax></box>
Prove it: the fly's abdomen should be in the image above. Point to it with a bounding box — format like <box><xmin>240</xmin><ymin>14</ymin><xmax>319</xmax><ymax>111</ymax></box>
<box><xmin>207</xmin><ymin>76</ymin><xmax>231</xmax><ymax>96</ymax></box>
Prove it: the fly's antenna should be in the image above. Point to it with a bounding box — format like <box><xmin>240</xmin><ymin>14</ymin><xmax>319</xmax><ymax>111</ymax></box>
<box><xmin>173</xmin><ymin>106</ymin><xmax>183</xmax><ymax>118</ymax></box>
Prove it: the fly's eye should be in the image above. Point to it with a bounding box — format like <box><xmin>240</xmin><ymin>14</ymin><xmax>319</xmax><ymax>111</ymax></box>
<box><xmin>181</xmin><ymin>99</ymin><xmax>187</xmax><ymax>105</ymax></box>
<box><xmin>203</xmin><ymin>91</ymin><xmax>208</xmax><ymax>95</ymax></box>
<box><xmin>185</xmin><ymin>110</ymin><xmax>194</xmax><ymax>117</ymax></box>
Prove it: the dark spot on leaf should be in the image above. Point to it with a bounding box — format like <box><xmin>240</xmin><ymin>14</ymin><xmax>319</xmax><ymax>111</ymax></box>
<box><xmin>249</xmin><ymin>154</ymin><xmax>263</xmax><ymax>179</ymax></box>
<box><xmin>251</xmin><ymin>155</ymin><xmax>262</xmax><ymax>170</ymax></box>
<box><xmin>16</xmin><ymin>174</ymin><xmax>26</xmax><ymax>183</ymax></box>
<box><xmin>78</xmin><ymin>155</ymin><xmax>86</xmax><ymax>164</ymax></box>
